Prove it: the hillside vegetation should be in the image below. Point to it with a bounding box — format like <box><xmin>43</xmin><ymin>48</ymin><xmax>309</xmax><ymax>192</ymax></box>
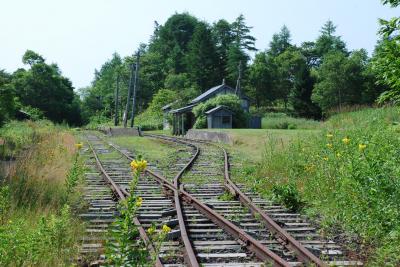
<box><xmin>240</xmin><ymin>107</ymin><xmax>400</xmax><ymax>265</ymax></box>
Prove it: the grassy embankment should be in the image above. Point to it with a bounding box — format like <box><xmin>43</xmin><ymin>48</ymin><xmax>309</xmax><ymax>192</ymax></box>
<box><xmin>0</xmin><ymin>120</ymin><xmax>85</xmax><ymax>266</ymax></box>
<box><xmin>214</xmin><ymin>107</ymin><xmax>399</xmax><ymax>266</ymax></box>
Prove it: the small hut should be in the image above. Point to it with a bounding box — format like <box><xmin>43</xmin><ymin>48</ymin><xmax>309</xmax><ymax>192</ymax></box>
<box><xmin>205</xmin><ymin>106</ymin><xmax>233</xmax><ymax>129</ymax></box>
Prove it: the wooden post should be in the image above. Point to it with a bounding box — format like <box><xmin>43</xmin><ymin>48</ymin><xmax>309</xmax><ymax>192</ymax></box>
<box><xmin>114</xmin><ymin>72</ymin><xmax>120</xmax><ymax>126</ymax></box>
<box><xmin>181</xmin><ymin>113</ymin><xmax>184</xmax><ymax>136</ymax></box>
<box><xmin>130</xmin><ymin>52</ymin><xmax>140</xmax><ymax>128</ymax></box>
<box><xmin>123</xmin><ymin>63</ymin><xmax>135</xmax><ymax>128</ymax></box>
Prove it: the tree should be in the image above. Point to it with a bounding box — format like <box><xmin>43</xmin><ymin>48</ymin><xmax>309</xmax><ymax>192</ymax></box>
<box><xmin>13</xmin><ymin>50</ymin><xmax>81</xmax><ymax>125</ymax></box>
<box><xmin>0</xmin><ymin>70</ymin><xmax>17</xmax><ymax>125</ymax></box>
<box><xmin>372</xmin><ymin>1</ymin><xmax>400</xmax><ymax>104</ymax></box>
<box><xmin>248</xmin><ymin>52</ymin><xmax>275</xmax><ymax>107</ymax></box>
<box><xmin>312</xmin><ymin>50</ymin><xmax>377</xmax><ymax>114</ymax></box>
<box><xmin>231</xmin><ymin>14</ymin><xmax>257</xmax><ymax>52</ymax></box>
<box><xmin>288</xmin><ymin>55</ymin><xmax>321</xmax><ymax>119</ymax></box>
<box><xmin>185</xmin><ymin>22</ymin><xmax>220</xmax><ymax>90</ymax></box>
<box><xmin>212</xmin><ymin>19</ymin><xmax>235</xmax><ymax>79</ymax></box>
<box><xmin>314</xmin><ymin>20</ymin><xmax>347</xmax><ymax>60</ymax></box>
<box><xmin>22</xmin><ymin>50</ymin><xmax>45</xmax><ymax>66</ymax></box>
<box><xmin>268</xmin><ymin>25</ymin><xmax>292</xmax><ymax>57</ymax></box>
<box><xmin>149</xmin><ymin>13</ymin><xmax>199</xmax><ymax>74</ymax></box>
<box><xmin>225</xmin><ymin>15</ymin><xmax>257</xmax><ymax>84</ymax></box>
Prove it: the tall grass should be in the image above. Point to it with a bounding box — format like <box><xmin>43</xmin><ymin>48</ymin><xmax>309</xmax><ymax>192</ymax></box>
<box><xmin>256</xmin><ymin>107</ymin><xmax>400</xmax><ymax>265</ymax></box>
<box><xmin>262</xmin><ymin>112</ymin><xmax>321</xmax><ymax>129</ymax></box>
<box><xmin>0</xmin><ymin>120</ymin><xmax>85</xmax><ymax>265</ymax></box>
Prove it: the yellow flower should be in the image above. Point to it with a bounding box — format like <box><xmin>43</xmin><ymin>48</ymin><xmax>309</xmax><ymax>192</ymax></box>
<box><xmin>162</xmin><ymin>224</ymin><xmax>171</xmax><ymax>233</ymax></box>
<box><xmin>358</xmin><ymin>144</ymin><xmax>367</xmax><ymax>151</ymax></box>
<box><xmin>130</xmin><ymin>159</ymin><xmax>147</xmax><ymax>172</ymax></box>
<box><xmin>342</xmin><ymin>137</ymin><xmax>350</xmax><ymax>144</ymax></box>
<box><xmin>135</xmin><ymin>197</ymin><xmax>143</xmax><ymax>207</ymax></box>
<box><xmin>326</xmin><ymin>143</ymin><xmax>333</xmax><ymax>149</ymax></box>
<box><xmin>147</xmin><ymin>226</ymin><xmax>155</xmax><ymax>235</ymax></box>
<box><xmin>323</xmin><ymin>157</ymin><xmax>329</xmax><ymax>161</ymax></box>
<box><xmin>75</xmin><ymin>143</ymin><xmax>83</xmax><ymax>150</ymax></box>
<box><xmin>326</xmin><ymin>133</ymin><xmax>333</xmax><ymax>139</ymax></box>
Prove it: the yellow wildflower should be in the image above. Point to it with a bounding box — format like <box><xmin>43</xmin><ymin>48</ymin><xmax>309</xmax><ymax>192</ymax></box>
<box><xmin>342</xmin><ymin>137</ymin><xmax>350</xmax><ymax>144</ymax></box>
<box><xmin>326</xmin><ymin>143</ymin><xmax>333</xmax><ymax>149</ymax></box>
<box><xmin>147</xmin><ymin>226</ymin><xmax>155</xmax><ymax>235</ymax></box>
<box><xmin>358</xmin><ymin>144</ymin><xmax>367</xmax><ymax>151</ymax></box>
<box><xmin>326</xmin><ymin>133</ymin><xmax>333</xmax><ymax>139</ymax></box>
<box><xmin>162</xmin><ymin>224</ymin><xmax>171</xmax><ymax>234</ymax></box>
<box><xmin>323</xmin><ymin>157</ymin><xmax>329</xmax><ymax>161</ymax></box>
<box><xmin>136</xmin><ymin>197</ymin><xmax>143</xmax><ymax>207</ymax></box>
<box><xmin>75</xmin><ymin>143</ymin><xmax>83</xmax><ymax>150</ymax></box>
<box><xmin>130</xmin><ymin>159</ymin><xmax>147</xmax><ymax>172</ymax></box>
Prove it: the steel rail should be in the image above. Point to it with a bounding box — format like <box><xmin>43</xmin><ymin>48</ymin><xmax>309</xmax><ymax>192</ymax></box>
<box><xmin>172</xmin><ymin>144</ymin><xmax>200</xmax><ymax>267</ymax></box>
<box><xmin>86</xmin><ymin>138</ymin><xmax>164</xmax><ymax>267</ymax></box>
<box><xmin>106</xmin><ymin>141</ymin><xmax>200</xmax><ymax>267</ymax></box>
<box><xmin>144</xmin><ymin>134</ymin><xmax>326</xmax><ymax>267</ymax></box>
<box><xmin>111</xmin><ymin>136</ymin><xmax>291</xmax><ymax>266</ymax></box>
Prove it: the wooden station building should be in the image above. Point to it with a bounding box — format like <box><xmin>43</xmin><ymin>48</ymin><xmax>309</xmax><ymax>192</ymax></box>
<box><xmin>165</xmin><ymin>81</ymin><xmax>250</xmax><ymax>135</ymax></box>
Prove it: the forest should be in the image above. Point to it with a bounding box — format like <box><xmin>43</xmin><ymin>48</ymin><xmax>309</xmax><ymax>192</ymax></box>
<box><xmin>0</xmin><ymin>1</ymin><xmax>399</xmax><ymax>128</ymax></box>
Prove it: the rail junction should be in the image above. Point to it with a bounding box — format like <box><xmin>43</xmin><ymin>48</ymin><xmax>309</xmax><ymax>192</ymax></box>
<box><xmin>79</xmin><ymin>132</ymin><xmax>362</xmax><ymax>266</ymax></box>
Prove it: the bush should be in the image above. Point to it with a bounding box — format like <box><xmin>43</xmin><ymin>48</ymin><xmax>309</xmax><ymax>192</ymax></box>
<box><xmin>272</xmin><ymin>183</ymin><xmax>304</xmax><ymax>212</ymax></box>
<box><xmin>193</xmin><ymin>94</ymin><xmax>249</xmax><ymax>128</ymax></box>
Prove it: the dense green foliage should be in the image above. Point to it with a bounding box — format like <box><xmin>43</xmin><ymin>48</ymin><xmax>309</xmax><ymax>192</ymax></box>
<box><xmin>135</xmin><ymin>89</ymin><xmax>178</xmax><ymax>130</ymax></box>
<box><xmin>371</xmin><ymin>0</ymin><xmax>400</xmax><ymax>104</ymax></box>
<box><xmin>79</xmin><ymin>8</ymin><xmax>400</xmax><ymax>127</ymax></box>
<box><xmin>0</xmin><ymin>51</ymin><xmax>82</xmax><ymax>126</ymax></box>
<box><xmin>80</xmin><ymin>13</ymin><xmax>258</xmax><ymax>125</ymax></box>
<box><xmin>254</xmin><ymin>107</ymin><xmax>400</xmax><ymax>265</ymax></box>
<box><xmin>192</xmin><ymin>94</ymin><xmax>248</xmax><ymax>128</ymax></box>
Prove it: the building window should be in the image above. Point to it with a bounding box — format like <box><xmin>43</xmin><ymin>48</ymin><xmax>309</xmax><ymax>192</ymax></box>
<box><xmin>222</xmin><ymin>116</ymin><xmax>230</xmax><ymax>124</ymax></box>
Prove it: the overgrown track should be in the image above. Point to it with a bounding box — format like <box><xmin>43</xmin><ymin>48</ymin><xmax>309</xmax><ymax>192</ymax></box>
<box><xmin>83</xmin><ymin>133</ymin><xmax>276</xmax><ymax>266</ymax></box>
<box><xmin>80</xmin><ymin>132</ymin><xmax>362</xmax><ymax>266</ymax></box>
<box><xmin>143</xmin><ymin>134</ymin><xmax>363</xmax><ymax>267</ymax></box>
<box><xmin>80</xmin><ymin>134</ymin><xmax>166</xmax><ymax>265</ymax></box>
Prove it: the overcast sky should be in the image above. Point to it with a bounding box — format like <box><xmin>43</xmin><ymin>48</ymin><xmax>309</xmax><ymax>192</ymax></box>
<box><xmin>1</xmin><ymin>0</ymin><xmax>398</xmax><ymax>89</ymax></box>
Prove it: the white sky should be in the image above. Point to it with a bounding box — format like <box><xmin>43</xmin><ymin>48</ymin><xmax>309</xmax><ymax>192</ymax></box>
<box><xmin>1</xmin><ymin>0</ymin><xmax>398</xmax><ymax>89</ymax></box>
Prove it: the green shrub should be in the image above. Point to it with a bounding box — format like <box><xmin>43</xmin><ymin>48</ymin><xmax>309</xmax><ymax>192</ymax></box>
<box><xmin>193</xmin><ymin>94</ymin><xmax>249</xmax><ymax>128</ymax></box>
<box><xmin>272</xmin><ymin>183</ymin><xmax>304</xmax><ymax>212</ymax></box>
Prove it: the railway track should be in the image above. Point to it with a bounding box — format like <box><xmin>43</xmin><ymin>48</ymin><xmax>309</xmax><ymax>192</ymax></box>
<box><xmin>78</xmin><ymin>131</ymin><xmax>362</xmax><ymax>266</ymax></box>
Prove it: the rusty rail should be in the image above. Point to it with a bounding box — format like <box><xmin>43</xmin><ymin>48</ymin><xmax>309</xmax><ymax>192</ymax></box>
<box><xmin>144</xmin><ymin>134</ymin><xmax>326</xmax><ymax>267</ymax></box>
<box><xmin>86</xmin><ymin>138</ymin><xmax>164</xmax><ymax>267</ymax></box>
<box><xmin>114</xmin><ymin>135</ymin><xmax>291</xmax><ymax>266</ymax></box>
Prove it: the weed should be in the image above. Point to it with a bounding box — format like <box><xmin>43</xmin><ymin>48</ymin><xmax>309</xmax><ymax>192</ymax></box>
<box><xmin>218</xmin><ymin>191</ymin><xmax>235</xmax><ymax>201</ymax></box>
<box><xmin>105</xmin><ymin>157</ymin><xmax>168</xmax><ymax>265</ymax></box>
<box><xmin>0</xmin><ymin>185</ymin><xmax>10</xmax><ymax>224</ymax></box>
<box><xmin>272</xmin><ymin>183</ymin><xmax>304</xmax><ymax>212</ymax></box>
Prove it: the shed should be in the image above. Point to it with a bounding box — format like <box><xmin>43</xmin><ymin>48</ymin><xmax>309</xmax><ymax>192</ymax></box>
<box><xmin>205</xmin><ymin>106</ymin><xmax>233</xmax><ymax>129</ymax></box>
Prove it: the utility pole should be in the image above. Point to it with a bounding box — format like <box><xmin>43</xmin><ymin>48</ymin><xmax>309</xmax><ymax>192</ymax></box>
<box><xmin>114</xmin><ymin>72</ymin><xmax>120</xmax><ymax>126</ymax></box>
<box><xmin>123</xmin><ymin>62</ymin><xmax>135</xmax><ymax>128</ymax></box>
<box><xmin>235</xmin><ymin>60</ymin><xmax>242</xmax><ymax>96</ymax></box>
<box><xmin>130</xmin><ymin>52</ymin><xmax>140</xmax><ymax>128</ymax></box>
